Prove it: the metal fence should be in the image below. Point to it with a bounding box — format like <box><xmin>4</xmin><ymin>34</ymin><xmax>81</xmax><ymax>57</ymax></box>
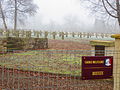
<box><xmin>0</xmin><ymin>50</ymin><xmax>116</xmax><ymax>90</ymax></box>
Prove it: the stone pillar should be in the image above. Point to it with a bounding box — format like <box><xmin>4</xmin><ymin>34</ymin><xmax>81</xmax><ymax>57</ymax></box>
<box><xmin>111</xmin><ymin>34</ymin><xmax>120</xmax><ymax>90</ymax></box>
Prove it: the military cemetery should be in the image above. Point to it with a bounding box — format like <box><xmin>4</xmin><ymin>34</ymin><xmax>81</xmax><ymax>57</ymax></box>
<box><xmin>0</xmin><ymin>0</ymin><xmax>120</xmax><ymax>90</ymax></box>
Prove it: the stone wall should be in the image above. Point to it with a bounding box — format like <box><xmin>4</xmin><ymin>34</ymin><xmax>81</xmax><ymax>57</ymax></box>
<box><xmin>0</xmin><ymin>38</ymin><xmax>7</xmax><ymax>53</ymax></box>
<box><xmin>23</xmin><ymin>38</ymin><xmax>48</xmax><ymax>50</ymax></box>
<box><xmin>91</xmin><ymin>46</ymin><xmax>115</xmax><ymax>56</ymax></box>
<box><xmin>33</xmin><ymin>38</ymin><xmax>48</xmax><ymax>49</ymax></box>
<box><xmin>90</xmin><ymin>40</ymin><xmax>115</xmax><ymax>56</ymax></box>
<box><xmin>5</xmin><ymin>37</ymin><xmax>25</xmax><ymax>52</ymax></box>
<box><xmin>0</xmin><ymin>37</ymin><xmax>48</xmax><ymax>53</ymax></box>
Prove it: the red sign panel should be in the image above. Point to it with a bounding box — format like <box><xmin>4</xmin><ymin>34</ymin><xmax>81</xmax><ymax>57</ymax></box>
<box><xmin>82</xmin><ymin>56</ymin><xmax>113</xmax><ymax>80</ymax></box>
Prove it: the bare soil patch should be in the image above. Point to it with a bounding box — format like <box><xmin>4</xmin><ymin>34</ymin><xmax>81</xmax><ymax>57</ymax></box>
<box><xmin>48</xmin><ymin>39</ymin><xmax>91</xmax><ymax>50</ymax></box>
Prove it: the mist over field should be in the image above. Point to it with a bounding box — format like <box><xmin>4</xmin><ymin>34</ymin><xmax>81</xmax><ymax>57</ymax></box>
<box><xmin>0</xmin><ymin>0</ymin><xmax>119</xmax><ymax>33</ymax></box>
<box><xmin>17</xmin><ymin>0</ymin><xmax>118</xmax><ymax>33</ymax></box>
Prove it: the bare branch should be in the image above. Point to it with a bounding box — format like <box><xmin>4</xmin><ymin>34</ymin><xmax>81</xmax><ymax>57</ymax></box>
<box><xmin>102</xmin><ymin>0</ymin><xmax>118</xmax><ymax>18</ymax></box>
<box><xmin>17</xmin><ymin>0</ymin><xmax>28</xmax><ymax>7</ymax></box>
<box><xmin>105</xmin><ymin>0</ymin><xmax>117</xmax><ymax>11</ymax></box>
<box><xmin>89</xmin><ymin>0</ymin><xmax>103</xmax><ymax>7</ymax></box>
<box><xmin>0</xmin><ymin>1</ymin><xmax>7</xmax><ymax>30</ymax></box>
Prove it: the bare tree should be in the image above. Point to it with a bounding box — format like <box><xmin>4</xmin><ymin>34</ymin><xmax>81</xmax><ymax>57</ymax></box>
<box><xmin>0</xmin><ymin>0</ymin><xmax>7</xmax><ymax>30</ymax></box>
<box><xmin>82</xmin><ymin>0</ymin><xmax>120</xmax><ymax>26</ymax></box>
<box><xmin>14</xmin><ymin>0</ymin><xmax>17</xmax><ymax>31</ymax></box>
<box><xmin>8</xmin><ymin>0</ymin><xmax>38</xmax><ymax>30</ymax></box>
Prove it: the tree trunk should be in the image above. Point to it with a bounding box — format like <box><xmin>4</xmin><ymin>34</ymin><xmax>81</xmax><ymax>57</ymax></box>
<box><xmin>0</xmin><ymin>1</ymin><xmax>7</xmax><ymax>31</ymax></box>
<box><xmin>116</xmin><ymin>0</ymin><xmax>120</xmax><ymax>26</ymax></box>
<box><xmin>14</xmin><ymin>0</ymin><xmax>17</xmax><ymax>31</ymax></box>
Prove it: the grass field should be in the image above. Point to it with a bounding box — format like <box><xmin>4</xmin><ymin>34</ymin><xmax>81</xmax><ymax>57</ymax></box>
<box><xmin>0</xmin><ymin>50</ymin><xmax>89</xmax><ymax>76</ymax></box>
<box><xmin>0</xmin><ymin>39</ymin><xmax>92</xmax><ymax>76</ymax></box>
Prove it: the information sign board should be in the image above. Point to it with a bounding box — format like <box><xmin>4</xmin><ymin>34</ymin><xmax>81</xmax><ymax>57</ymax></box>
<box><xmin>82</xmin><ymin>56</ymin><xmax>113</xmax><ymax>80</ymax></box>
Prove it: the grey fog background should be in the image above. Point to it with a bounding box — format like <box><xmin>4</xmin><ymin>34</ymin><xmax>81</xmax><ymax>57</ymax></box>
<box><xmin>12</xmin><ymin>0</ymin><xmax>120</xmax><ymax>33</ymax></box>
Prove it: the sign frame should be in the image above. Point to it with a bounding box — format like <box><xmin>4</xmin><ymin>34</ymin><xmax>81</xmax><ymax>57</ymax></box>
<box><xmin>82</xmin><ymin>56</ymin><xmax>113</xmax><ymax>80</ymax></box>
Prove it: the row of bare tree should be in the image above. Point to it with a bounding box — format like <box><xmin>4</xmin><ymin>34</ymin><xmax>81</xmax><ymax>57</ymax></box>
<box><xmin>0</xmin><ymin>0</ymin><xmax>38</xmax><ymax>31</ymax></box>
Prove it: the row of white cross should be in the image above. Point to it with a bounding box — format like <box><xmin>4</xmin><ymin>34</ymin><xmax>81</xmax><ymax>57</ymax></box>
<box><xmin>0</xmin><ymin>29</ymin><xmax>112</xmax><ymax>39</ymax></box>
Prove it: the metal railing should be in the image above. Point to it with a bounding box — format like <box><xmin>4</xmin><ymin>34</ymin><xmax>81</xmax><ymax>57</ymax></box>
<box><xmin>0</xmin><ymin>50</ymin><xmax>115</xmax><ymax>90</ymax></box>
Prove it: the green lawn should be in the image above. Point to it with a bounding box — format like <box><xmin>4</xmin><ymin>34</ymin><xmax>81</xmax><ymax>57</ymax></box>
<box><xmin>0</xmin><ymin>50</ymin><xmax>84</xmax><ymax>76</ymax></box>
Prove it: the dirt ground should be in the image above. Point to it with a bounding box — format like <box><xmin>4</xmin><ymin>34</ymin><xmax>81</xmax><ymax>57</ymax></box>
<box><xmin>0</xmin><ymin>67</ymin><xmax>113</xmax><ymax>90</ymax></box>
<box><xmin>48</xmin><ymin>39</ymin><xmax>91</xmax><ymax>50</ymax></box>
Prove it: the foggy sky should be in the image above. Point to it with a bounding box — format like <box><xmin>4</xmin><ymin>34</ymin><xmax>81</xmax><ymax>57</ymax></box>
<box><xmin>20</xmin><ymin>0</ymin><xmax>94</xmax><ymax>31</ymax></box>
<box><xmin>14</xmin><ymin>0</ymin><xmax>120</xmax><ymax>33</ymax></box>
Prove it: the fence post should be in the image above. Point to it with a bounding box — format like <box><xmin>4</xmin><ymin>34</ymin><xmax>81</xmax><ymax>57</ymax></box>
<box><xmin>111</xmin><ymin>34</ymin><xmax>120</xmax><ymax>90</ymax></box>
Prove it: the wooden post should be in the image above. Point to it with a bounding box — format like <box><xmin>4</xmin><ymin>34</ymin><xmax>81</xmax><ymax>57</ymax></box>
<box><xmin>111</xmin><ymin>34</ymin><xmax>120</xmax><ymax>90</ymax></box>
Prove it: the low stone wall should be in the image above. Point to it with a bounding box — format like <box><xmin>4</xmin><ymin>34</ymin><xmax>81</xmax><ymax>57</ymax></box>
<box><xmin>0</xmin><ymin>38</ymin><xmax>7</xmax><ymax>53</ymax></box>
<box><xmin>90</xmin><ymin>40</ymin><xmax>115</xmax><ymax>56</ymax></box>
<box><xmin>23</xmin><ymin>38</ymin><xmax>48</xmax><ymax>50</ymax></box>
<box><xmin>33</xmin><ymin>38</ymin><xmax>48</xmax><ymax>49</ymax></box>
<box><xmin>5</xmin><ymin>37</ymin><xmax>25</xmax><ymax>51</ymax></box>
<box><xmin>0</xmin><ymin>37</ymin><xmax>48</xmax><ymax>53</ymax></box>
